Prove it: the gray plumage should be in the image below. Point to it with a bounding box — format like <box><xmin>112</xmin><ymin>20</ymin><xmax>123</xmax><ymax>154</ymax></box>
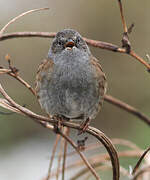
<box><xmin>35</xmin><ymin>29</ymin><xmax>107</xmax><ymax>123</ymax></box>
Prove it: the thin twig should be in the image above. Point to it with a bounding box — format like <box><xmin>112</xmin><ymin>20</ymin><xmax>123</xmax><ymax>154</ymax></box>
<box><xmin>0</xmin><ymin>84</ymin><xmax>101</xmax><ymax>179</ymax></box>
<box><xmin>117</xmin><ymin>0</ymin><xmax>131</xmax><ymax>53</ymax></box>
<box><xmin>117</xmin><ymin>0</ymin><xmax>128</xmax><ymax>33</ymax></box>
<box><xmin>130</xmin><ymin>50</ymin><xmax>150</xmax><ymax>70</ymax></box>
<box><xmin>58</xmin><ymin>129</ymin><xmax>101</xmax><ymax>180</ymax></box>
<box><xmin>46</xmin><ymin>134</ymin><xmax>60</xmax><ymax>180</ymax></box>
<box><xmin>71</xmin><ymin>164</ymin><xmax>110</xmax><ymax>180</ymax></box>
<box><xmin>72</xmin><ymin>163</ymin><xmax>131</xmax><ymax>180</ymax></box>
<box><xmin>50</xmin><ymin>149</ymin><xmax>143</xmax><ymax>179</ymax></box>
<box><xmin>0</xmin><ymin>32</ymin><xmax>56</xmax><ymax>40</ymax></box>
<box><xmin>8</xmin><ymin>72</ymin><xmax>36</xmax><ymax>95</ymax></box>
<box><xmin>132</xmin><ymin>165</ymin><xmax>150</xmax><ymax>180</ymax></box>
<box><xmin>0</xmin><ymin>32</ymin><xmax>150</xmax><ymax>70</ymax></box>
<box><xmin>85</xmin><ymin>127</ymin><xmax>120</xmax><ymax>180</ymax></box>
<box><xmin>1</xmin><ymin>80</ymin><xmax>150</xmax><ymax>180</ymax></box>
<box><xmin>65</xmin><ymin>150</ymin><xmax>142</xmax><ymax>176</ymax></box>
<box><xmin>56</xmin><ymin>135</ymin><xmax>64</xmax><ymax>180</ymax></box>
<box><xmin>56</xmin><ymin>137</ymin><xmax>63</xmax><ymax>180</ymax></box>
<box><xmin>2</xmin><ymin>66</ymin><xmax>150</xmax><ymax>128</ymax></box>
<box><xmin>0</xmin><ymin>2</ymin><xmax>150</xmax><ymax>180</ymax></box>
<box><xmin>0</xmin><ymin>8</ymin><xmax>49</xmax><ymax>35</ymax></box>
<box><xmin>0</xmin><ymin>68</ymin><xmax>11</xmax><ymax>74</ymax></box>
<box><xmin>0</xmin><ymin>82</ymin><xmax>123</xmax><ymax>180</ymax></box>
<box><xmin>62</xmin><ymin>127</ymin><xmax>70</xmax><ymax>180</ymax></box>
<box><xmin>0</xmin><ymin>111</ymin><xmax>14</xmax><ymax>115</ymax></box>
<box><xmin>104</xmin><ymin>95</ymin><xmax>150</xmax><ymax>126</ymax></box>
<box><xmin>132</xmin><ymin>147</ymin><xmax>150</xmax><ymax>175</ymax></box>
<box><xmin>1</xmin><ymin>71</ymin><xmax>146</xmax><ymax>179</ymax></box>
<box><xmin>65</xmin><ymin>138</ymin><xmax>140</xmax><ymax>158</ymax></box>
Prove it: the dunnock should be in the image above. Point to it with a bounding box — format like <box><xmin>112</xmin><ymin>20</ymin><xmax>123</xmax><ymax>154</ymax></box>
<box><xmin>35</xmin><ymin>29</ymin><xmax>107</xmax><ymax>132</ymax></box>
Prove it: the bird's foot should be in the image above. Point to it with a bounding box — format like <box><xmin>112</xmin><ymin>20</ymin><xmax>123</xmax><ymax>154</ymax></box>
<box><xmin>77</xmin><ymin>136</ymin><xmax>88</xmax><ymax>151</ymax></box>
<box><xmin>53</xmin><ymin>115</ymin><xmax>69</xmax><ymax>133</ymax></box>
<box><xmin>78</xmin><ymin>118</ymin><xmax>91</xmax><ymax>135</ymax></box>
<box><xmin>53</xmin><ymin>115</ymin><xmax>62</xmax><ymax>133</ymax></box>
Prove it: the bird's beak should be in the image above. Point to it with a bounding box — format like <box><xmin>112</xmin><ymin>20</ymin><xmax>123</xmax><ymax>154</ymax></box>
<box><xmin>65</xmin><ymin>39</ymin><xmax>75</xmax><ymax>49</ymax></box>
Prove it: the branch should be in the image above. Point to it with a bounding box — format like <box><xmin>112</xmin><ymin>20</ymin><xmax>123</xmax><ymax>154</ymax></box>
<box><xmin>0</xmin><ymin>32</ymin><xmax>150</xmax><ymax>70</ymax></box>
<box><xmin>51</xmin><ymin>149</ymin><xmax>143</xmax><ymax>180</ymax></box>
<box><xmin>0</xmin><ymin>82</ymin><xmax>119</xmax><ymax>180</ymax></box>
<box><xmin>132</xmin><ymin>147</ymin><xmax>150</xmax><ymax>175</ymax></box>
<box><xmin>0</xmin><ymin>8</ymin><xmax>49</xmax><ymax>35</ymax></box>
<box><xmin>1</xmin><ymin>64</ymin><xmax>150</xmax><ymax>131</ymax></box>
<box><xmin>59</xmin><ymin>129</ymin><xmax>100</xmax><ymax>180</ymax></box>
<box><xmin>117</xmin><ymin>0</ymin><xmax>128</xmax><ymax>34</ymax></box>
<box><xmin>104</xmin><ymin>95</ymin><xmax>150</xmax><ymax>126</ymax></box>
<box><xmin>46</xmin><ymin>134</ymin><xmax>60</xmax><ymax>180</ymax></box>
<box><xmin>56</xmin><ymin>136</ymin><xmax>64</xmax><ymax>180</ymax></box>
<box><xmin>132</xmin><ymin>165</ymin><xmax>150</xmax><ymax>180</ymax></box>
<box><xmin>1</xmin><ymin>65</ymin><xmax>150</xmax><ymax>128</ymax></box>
<box><xmin>66</xmin><ymin>138</ymin><xmax>140</xmax><ymax>158</ymax></box>
<box><xmin>62</xmin><ymin>127</ymin><xmax>70</xmax><ymax>180</ymax></box>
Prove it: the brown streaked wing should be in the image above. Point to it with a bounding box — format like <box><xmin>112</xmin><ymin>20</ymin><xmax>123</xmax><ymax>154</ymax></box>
<box><xmin>35</xmin><ymin>58</ymin><xmax>54</xmax><ymax>97</ymax></box>
<box><xmin>90</xmin><ymin>56</ymin><xmax>107</xmax><ymax>98</ymax></box>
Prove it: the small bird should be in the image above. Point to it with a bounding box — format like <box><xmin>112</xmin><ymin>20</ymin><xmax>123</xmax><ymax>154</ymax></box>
<box><xmin>35</xmin><ymin>29</ymin><xmax>107</xmax><ymax>132</ymax></box>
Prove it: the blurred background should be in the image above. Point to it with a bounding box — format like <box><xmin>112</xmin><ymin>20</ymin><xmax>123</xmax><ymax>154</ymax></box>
<box><xmin>0</xmin><ymin>0</ymin><xmax>150</xmax><ymax>179</ymax></box>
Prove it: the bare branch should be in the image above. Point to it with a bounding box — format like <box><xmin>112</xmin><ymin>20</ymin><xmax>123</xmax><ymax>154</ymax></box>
<box><xmin>0</xmin><ymin>8</ymin><xmax>49</xmax><ymax>35</ymax></box>
<box><xmin>117</xmin><ymin>0</ymin><xmax>131</xmax><ymax>53</ymax></box>
<box><xmin>1</xmin><ymin>3</ymin><xmax>150</xmax><ymax>179</ymax></box>
<box><xmin>62</xmin><ymin>127</ymin><xmax>70</xmax><ymax>180</ymax></box>
<box><xmin>66</xmin><ymin>138</ymin><xmax>140</xmax><ymax>158</ymax></box>
<box><xmin>0</xmin><ymin>68</ymin><xmax>12</xmax><ymax>74</ymax></box>
<box><xmin>0</xmin><ymin>32</ymin><xmax>56</xmax><ymax>40</ymax></box>
<box><xmin>8</xmin><ymin>72</ymin><xmax>36</xmax><ymax>96</ymax></box>
<box><xmin>0</xmin><ymin>82</ymin><xmax>120</xmax><ymax>180</ymax></box>
<box><xmin>2</xmin><ymin>64</ymin><xmax>150</xmax><ymax>129</ymax></box>
<box><xmin>104</xmin><ymin>95</ymin><xmax>150</xmax><ymax>126</ymax></box>
<box><xmin>0</xmin><ymin>98</ymin><xmax>23</xmax><ymax>114</ymax></box>
<box><xmin>117</xmin><ymin>0</ymin><xmax>128</xmax><ymax>34</ymax></box>
<box><xmin>2</xmin><ymin>65</ymin><xmax>150</xmax><ymax>130</ymax></box>
<box><xmin>56</xmin><ymin>136</ymin><xmax>64</xmax><ymax>180</ymax></box>
<box><xmin>0</xmin><ymin>32</ymin><xmax>150</xmax><ymax>70</ymax></box>
<box><xmin>86</xmin><ymin>127</ymin><xmax>120</xmax><ymax>180</ymax></box>
<box><xmin>46</xmin><ymin>134</ymin><xmax>60</xmax><ymax>180</ymax></box>
<box><xmin>132</xmin><ymin>147</ymin><xmax>150</xmax><ymax>175</ymax></box>
<box><xmin>132</xmin><ymin>165</ymin><xmax>150</xmax><ymax>180</ymax></box>
<box><xmin>58</xmin><ymin>129</ymin><xmax>101</xmax><ymax>180</ymax></box>
<box><xmin>51</xmin><ymin>149</ymin><xmax>143</xmax><ymax>179</ymax></box>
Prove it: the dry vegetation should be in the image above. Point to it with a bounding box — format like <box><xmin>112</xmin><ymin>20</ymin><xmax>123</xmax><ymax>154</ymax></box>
<box><xmin>0</xmin><ymin>1</ymin><xmax>150</xmax><ymax>180</ymax></box>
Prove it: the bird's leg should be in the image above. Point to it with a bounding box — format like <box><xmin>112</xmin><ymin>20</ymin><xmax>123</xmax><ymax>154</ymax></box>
<box><xmin>78</xmin><ymin>118</ymin><xmax>91</xmax><ymax>135</ymax></box>
<box><xmin>53</xmin><ymin>115</ymin><xmax>62</xmax><ymax>133</ymax></box>
<box><xmin>53</xmin><ymin>115</ymin><xmax>70</xmax><ymax>133</ymax></box>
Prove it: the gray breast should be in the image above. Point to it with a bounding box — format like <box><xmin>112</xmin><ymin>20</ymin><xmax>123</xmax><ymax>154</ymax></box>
<box><xmin>41</xmin><ymin>51</ymin><xmax>100</xmax><ymax>119</ymax></box>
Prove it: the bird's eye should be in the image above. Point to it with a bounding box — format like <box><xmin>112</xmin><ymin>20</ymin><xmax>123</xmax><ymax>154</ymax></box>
<box><xmin>58</xmin><ymin>41</ymin><xmax>63</xmax><ymax>46</ymax></box>
<box><xmin>76</xmin><ymin>37</ymin><xmax>80</xmax><ymax>44</ymax></box>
